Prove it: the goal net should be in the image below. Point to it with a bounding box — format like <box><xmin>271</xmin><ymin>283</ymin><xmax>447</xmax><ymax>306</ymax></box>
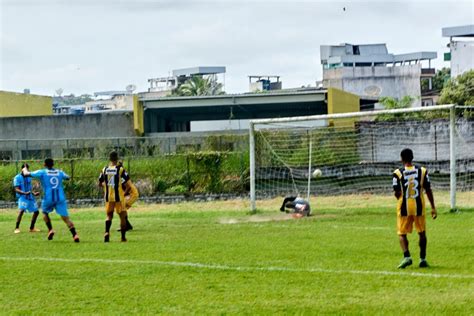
<box><xmin>249</xmin><ymin>105</ymin><xmax>473</xmax><ymax>211</ymax></box>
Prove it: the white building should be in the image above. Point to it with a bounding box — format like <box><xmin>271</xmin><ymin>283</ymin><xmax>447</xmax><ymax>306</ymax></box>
<box><xmin>442</xmin><ymin>25</ymin><xmax>474</xmax><ymax>78</ymax></box>
<box><xmin>320</xmin><ymin>43</ymin><xmax>437</xmax><ymax>106</ymax></box>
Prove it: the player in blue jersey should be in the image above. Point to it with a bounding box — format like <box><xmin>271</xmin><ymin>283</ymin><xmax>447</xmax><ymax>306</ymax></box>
<box><xmin>22</xmin><ymin>158</ymin><xmax>80</xmax><ymax>242</ymax></box>
<box><xmin>13</xmin><ymin>163</ymin><xmax>41</xmax><ymax>234</ymax></box>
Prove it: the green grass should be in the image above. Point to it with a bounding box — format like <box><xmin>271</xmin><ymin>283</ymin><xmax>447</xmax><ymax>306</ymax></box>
<box><xmin>0</xmin><ymin>192</ymin><xmax>473</xmax><ymax>314</ymax></box>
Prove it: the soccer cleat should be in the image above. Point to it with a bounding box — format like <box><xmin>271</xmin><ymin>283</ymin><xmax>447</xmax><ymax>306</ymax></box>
<box><xmin>14</xmin><ymin>228</ymin><xmax>21</xmax><ymax>234</ymax></box>
<box><xmin>280</xmin><ymin>207</ymin><xmax>285</xmax><ymax>212</ymax></box>
<box><xmin>47</xmin><ymin>230</ymin><xmax>55</xmax><ymax>241</ymax></box>
<box><xmin>73</xmin><ymin>235</ymin><xmax>80</xmax><ymax>243</ymax></box>
<box><xmin>29</xmin><ymin>228</ymin><xmax>41</xmax><ymax>233</ymax></box>
<box><xmin>397</xmin><ymin>257</ymin><xmax>413</xmax><ymax>269</ymax></box>
<box><xmin>104</xmin><ymin>233</ymin><xmax>110</xmax><ymax>243</ymax></box>
<box><xmin>121</xmin><ymin>238</ymin><xmax>127</xmax><ymax>242</ymax></box>
<box><xmin>419</xmin><ymin>259</ymin><xmax>429</xmax><ymax>268</ymax></box>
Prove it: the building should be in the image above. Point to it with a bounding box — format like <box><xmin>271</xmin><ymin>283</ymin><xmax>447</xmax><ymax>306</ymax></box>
<box><xmin>147</xmin><ymin>66</ymin><xmax>226</xmax><ymax>97</ymax></box>
<box><xmin>442</xmin><ymin>25</ymin><xmax>474</xmax><ymax>78</ymax></box>
<box><xmin>135</xmin><ymin>87</ymin><xmax>375</xmax><ymax>134</ymax></box>
<box><xmin>320</xmin><ymin>43</ymin><xmax>437</xmax><ymax>106</ymax></box>
<box><xmin>248</xmin><ymin>75</ymin><xmax>282</xmax><ymax>92</ymax></box>
<box><xmin>0</xmin><ymin>90</ymin><xmax>52</xmax><ymax>117</ymax></box>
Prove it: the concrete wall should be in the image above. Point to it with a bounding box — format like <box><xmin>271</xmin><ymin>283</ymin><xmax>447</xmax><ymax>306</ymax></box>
<box><xmin>357</xmin><ymin>119</ymin><xmax>474</xmax><ymax>163</ymax></box>
<box><xmin>0</xmin><ymin>111</ymin><xmax>135</xmax><ymax>140</ymax></box>
<box><xmin>450</xmin><ymin>41</ymin><xmax>474</xmax><ymax>78</ymax></box>
<box><xmin>323</xmin><ymin>65</ymin><xmax>422</xmax><ymax>106</ymax></box>
<box><xmin>0</xmin><ymin>91</ymin><xmax>52</xmax><ymax>117</ymax></box>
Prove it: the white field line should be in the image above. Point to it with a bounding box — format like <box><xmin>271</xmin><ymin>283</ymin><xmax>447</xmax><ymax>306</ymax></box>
<box><xmin>0</xmin><ymin>256</ymin><xmax>472</xmax><ymax>280</ymax></box>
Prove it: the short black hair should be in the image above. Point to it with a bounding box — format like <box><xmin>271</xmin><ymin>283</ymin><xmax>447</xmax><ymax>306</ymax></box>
<box><xmin>400</xmin><ymin>148</ymin><xmax>414</xmax><ymax>163</ymax></box>
<box><xmin>21</xmin><ymin>163</ymin><xmax>30</xmax><ymax>169</ymax></box>
<box><xmin>45</xmin><ymin>158</ymin><xmax>54</xmax><ymax>168</ymax></box>
<box><xmin>109</xmin><ymin>151</ymin><xmax>119</xmax><ymax>162</ymax></box>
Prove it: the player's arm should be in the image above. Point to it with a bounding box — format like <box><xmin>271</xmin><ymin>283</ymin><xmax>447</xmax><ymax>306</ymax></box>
<box><xmin>121</xmin><ymin>170</ymin><xmax>131</xmax><ymax>190</ymax></box>
<box><xmin>98</xmin><ymin>171</ymin><xmax>105</xmax><ymax>189</ymax></box>
<box><xmin>22</xmin><ymin>169</ymin><xmax>42</xmax><ymax>179</ymax></box>
<box><xmin>423</xmin><ymin>170</ymin><xmax>437</xmax><ymax>219</ymax></box>
<box><xmin>392</xmin><ymin>173</ymin><xmax>402</xmax><ymax>199</ymax></box>
<box><xmin>14</xmin><ymin>186</ymin><xmax>30</xmax><ymax>196</ymax></box>
<box><xmin>61</xmin><ymin>171</ymin><xmax>71</xmax><ymax>181</ymax></box>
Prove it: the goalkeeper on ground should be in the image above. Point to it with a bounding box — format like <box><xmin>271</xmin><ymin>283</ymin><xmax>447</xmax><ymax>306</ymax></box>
<box><xmin>280</xmin><ymin>196</ymin><xmax>311</xmax><ymax>217</ymax></box>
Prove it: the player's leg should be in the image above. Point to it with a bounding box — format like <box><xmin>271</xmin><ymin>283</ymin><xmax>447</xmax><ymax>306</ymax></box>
<box><xmin>415</xmin><ymin>216</ymin><xmax>428</xmax><ymax>267</ymax></box>
<box><xmin>118</xmin><ymin>196</ymin><xmax>134</xmax><ymax>231</ymax></box>
<box><xmin>14</xmin><ymin>209</ymin><xmax>25</xmax><ymax>233</ymax></box>
<box><xmin>280</xmin><ymin>196</ymin><xmax>296</xmax><ymax>212</ymax></box>
<box><xmin>43</xmin><ymin>212</ymin><xmax>55</xmax><ymax>240</ymax></box>
<box><xmin>41</xmin><ymin>200</ymin><xmax>55</xmax><ymax>240</ymax></box>
<box><xmin>125</xmin><ymin>190</ymin><xmax>138</xmax><ymax>230</ymax></box>
<box><xmin>28</xmin><ymin>200</ymin><xmax>40</xmax><ymax>232</ymax></box>
<box><xmin>104</xmin><ymin>202</ymin><xmax>114</xmax><ymax>242</ymax></box>
<box><xmin>119</xmin><ymin>211</ymin><xmax>128</xmax><ymax>242</ymax></box>
<box><xmin>117</xmin><ymin>203</ymin><xmax>127</xmax><ymax>242</ymax></box>
<box><xmin>55</xmin><ymin>201</ymin><xmax>79</xmax><ymax>242</ymax></box>
<box><xmin>397</xmin><ymin>215</ymin><xmax>413</xmax><ymax>268</ymax></box>
<box><xmin>29</xmin><ymin>211</ymin><xmax>40</xmax><ymax>232</ymax></box>
<box><xmin>60</xmin><ymin>216</ymin><xmax>80</xmax><ymax>243</ymax></box>
<box><xmin>14</xmin><ymin>198</ymin><xmax>29</xmax><ymax>233</ymax></box>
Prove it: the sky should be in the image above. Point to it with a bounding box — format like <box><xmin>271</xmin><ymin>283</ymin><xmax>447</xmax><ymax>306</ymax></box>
<box><xmin>0</xmin><ymin>0</ymin><xmax>473</xmax><ymax>96</ymax></box>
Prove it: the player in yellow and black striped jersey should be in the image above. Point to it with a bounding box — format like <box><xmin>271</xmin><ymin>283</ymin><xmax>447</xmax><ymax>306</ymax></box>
<box><xmin>98</xmin><ymin>151</ymin><xmax>131</xmax><ymax>242</ymax></box>
<box><xmin>392</xmin><ymin>148</ymin><xmax>437</xmax><ymax>269</ymax></box>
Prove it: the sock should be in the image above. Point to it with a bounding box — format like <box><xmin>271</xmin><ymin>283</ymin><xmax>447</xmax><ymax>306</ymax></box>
<box><xmin>105</xmin><ymin>220</ymin><xmax>112</xmax><ymax>233</ymax></box>
<box><xmin>15</xmin><ymin>222</ymin><xmax>20</xmax><ymax>229</ymax></box>
<box><xmin>30</xmin><ymin>212</ymin><xmax>39</xmax><ymax>230</ymax></box>
<box><xmin>121</xmin><ymin>229</ymin><xmax>126</xmax><ymax>240</ymax></box>
<box><xmin>69</xmin><ymin>227</ymin><xmax>77</xmax><ymax>237</ymax></box>
<box><xmin>45</xmin><ymin>221</ymin><xmax>53</xmax><ymax>231</ymax></box>
<box><xmin>403</xmin><ymin>250</ymin><xmax>411</xmax><ymax>258</ymax></box>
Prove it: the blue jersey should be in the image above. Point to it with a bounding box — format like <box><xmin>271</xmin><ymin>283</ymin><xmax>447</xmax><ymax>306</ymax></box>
<box><xmin>13</xmin><ymin>174</ymin><xmax>34</xmax><ymax>200</ymax></box>
<box><xmin>30</xmin><ymin>168</ymin><xmax>69</xmax><ymax>203</ymax></box>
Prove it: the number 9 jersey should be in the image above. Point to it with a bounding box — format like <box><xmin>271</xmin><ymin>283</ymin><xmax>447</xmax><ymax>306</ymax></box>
<box><xmin>393</xmin><ymin>165</ymin><xmax>431</xmax><ymax>217</ymax></box>
<box><xmin>30</xmin><ymin>168</ymin><xmax>70</xmax><ymax>203</ymax></box>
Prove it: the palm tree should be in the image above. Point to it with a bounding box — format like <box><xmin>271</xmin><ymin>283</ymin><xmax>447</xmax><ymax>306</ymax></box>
<box><xmin>173</xmin><ymin>76</ymin><xmax>224</xmax><ymax>96</ymax></box>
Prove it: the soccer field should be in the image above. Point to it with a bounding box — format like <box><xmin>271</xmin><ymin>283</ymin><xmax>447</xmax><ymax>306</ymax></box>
<box><xmin>0</xmin><ymin>193</ymin><xmax>473</xmax><ymax>314</ymax></box>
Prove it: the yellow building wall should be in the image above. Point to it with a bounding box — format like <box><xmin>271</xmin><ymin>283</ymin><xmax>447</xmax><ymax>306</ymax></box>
<box><xmin>133</xmin><ymin>95</ymin><xmax>144</xmax><ymax>136</ymax></box>
<box><xmin>0</xmin><ymin>91</ymin><xmax>52</xmax><ymax>117</ymax></box>
<box><xmin>327</xmin><ymin>88</ymin><xmax>360</xmax><ymax>127</ymax></box>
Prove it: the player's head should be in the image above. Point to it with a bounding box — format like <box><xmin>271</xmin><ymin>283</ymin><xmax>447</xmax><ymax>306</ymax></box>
<box><xmin>44</xmin><ymin>158</ymin><xmax>54</xmax><ymax>169</ymax></box>
<box><xmin>109</xmin><ymin>151</ymin><xmax>119</xmax><ymax>162</ymax></box>
<box><xmin>21</xmin><ymin>163</ymin><xmax>30</xmax><ymax>170</ymax></box>
<box><xmin>400</xmin><ymin>148</ymin><xmax>413</xmax><ymax>164</ymax></box>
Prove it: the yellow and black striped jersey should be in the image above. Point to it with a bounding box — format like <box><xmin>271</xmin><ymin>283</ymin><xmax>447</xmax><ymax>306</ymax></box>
<box><xmin>98</xmin><ymin>164</ymin><xmax>130</xmax><ymax>202</ymax></box>
<box><xmin>393</xmin><ymin>165</ymin><xmax>431</xmax><ymax>216</ymax></box>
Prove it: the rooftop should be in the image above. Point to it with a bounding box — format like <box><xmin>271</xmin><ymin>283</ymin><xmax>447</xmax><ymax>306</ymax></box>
<box><xmin>442</xmin><ymin>25</ymin><xmax>474</xmax><ymax>38</ymax></box>
<box><xmin>172</xmin><ymin>66</ymin><xmax>226</xmax><ymax>77</ymax></box>
<box><xmin>321</xmin><ymin>43</ymin><xmax>437</xmax><ymax>66</ymax></box>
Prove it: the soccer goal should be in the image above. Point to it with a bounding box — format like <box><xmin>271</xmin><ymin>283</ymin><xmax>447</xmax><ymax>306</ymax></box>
<box><xmin>249</xmin><ymin>104</ymin><xmax>473</xmax><ymax>211</ymax></box>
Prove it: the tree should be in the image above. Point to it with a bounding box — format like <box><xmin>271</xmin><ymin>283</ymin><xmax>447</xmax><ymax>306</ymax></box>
<box><xmin>172</xmin><ymin>76</ymin><xmax>224</xmax><ymax>96</ymax></box>
<box><xmin>438</xmin><ymin>70</ymin><xmax>474</xmax><ymax>105</ymax></box>
<box><xmin>421</xmin><ymin>67</ymin><xmax>450</xmax><ymax>92</ymax></box>
<box><xmin>375</xmin><ymin>96</ymin><xmax>423</xmax><ymax>121</ymax></box>
<box><xmin>55</xmin><ymin>88</ymin><xmax>63</xmax><ymax>97</ymax></box>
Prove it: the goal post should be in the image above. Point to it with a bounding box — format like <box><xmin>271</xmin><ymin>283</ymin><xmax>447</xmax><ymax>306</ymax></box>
<box><xmin>249</xmin><ymin>104</ymin><xmax>473</xmax><ymax>212</ymax></box>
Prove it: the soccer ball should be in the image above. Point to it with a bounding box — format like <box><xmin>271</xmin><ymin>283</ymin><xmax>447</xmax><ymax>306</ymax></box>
<box><xmin>312</xmin><ymin>169</ymin><xmax>322</xmax><ymax>178</ymax></box>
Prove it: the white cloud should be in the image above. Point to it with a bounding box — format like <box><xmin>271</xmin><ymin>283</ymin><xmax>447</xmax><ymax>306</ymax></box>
<box><xmin>0</xmin><ymin>0</ymin><xmax>473</xmax><ymax>95</ymax></box>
